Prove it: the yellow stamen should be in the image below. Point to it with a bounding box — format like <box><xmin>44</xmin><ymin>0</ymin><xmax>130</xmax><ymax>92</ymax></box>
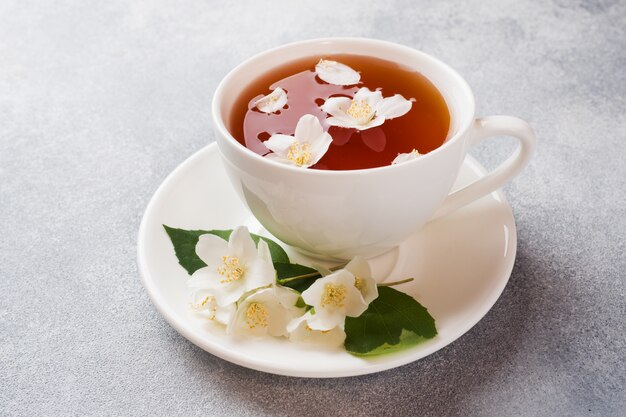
<box><xmin>190</xmin><ymin>295</ymin><xmax>217</xmax><ymax>320</ymax></box>
<box><xmin>354</xmin><ymin>276</ymin><xmax>363</xmax><ymax>290</ymax></box>
<box><xmin>217</xmin><ymin>256</ymin><xmax>244</xmax><ymax>284</ymax></box>
<box><xmin>346</xmin><ymin>100</ymin><xmax>374</xmax><ymax>124</ymax></box>
<box><xmin>321</xmin><ymin>283</ymin><xmax>347</xmax><ymax>308</ymax></box>
<box><xmin>246</xmin><ymin>303</ymin><xmax>269</xmax><ymax>329</ymax></box>
<box><xmin>411</xmin><ymin>149</ymin><xmax>421</xmax><ymax>156</ymax></box>
<box><xmin>287</xmin><ymin>142</ymin><xmax>312</xmax><ymax>167</ymax></box>
<box><xmin>305</xmin><ymin>325</ymin><xmax>330</xmax><ymax>334</ymax></box>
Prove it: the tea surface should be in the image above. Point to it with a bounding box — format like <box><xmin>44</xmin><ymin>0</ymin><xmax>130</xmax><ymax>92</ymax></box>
<box><xmin>229</xmin><ymin>54</ymin><xmax>450</xmax><ymax>170</ymax></box>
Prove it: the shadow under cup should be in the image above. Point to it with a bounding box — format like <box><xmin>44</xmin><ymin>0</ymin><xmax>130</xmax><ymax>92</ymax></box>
<box><xmin>212</xmin><ymin>38</ymin><xmax>476</xmax><ymax>260</ymax></box>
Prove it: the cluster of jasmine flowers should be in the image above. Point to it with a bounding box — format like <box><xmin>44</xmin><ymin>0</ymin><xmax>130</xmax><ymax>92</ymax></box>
<box><xmin>188</xmin><ymin>226</ymin><xmax>378</xmax><ymax>347</ymax></box>
<box><xmin>254</xmin><ymin>59</ymin><xmax>422</xmax><ymax>167</ymax></box>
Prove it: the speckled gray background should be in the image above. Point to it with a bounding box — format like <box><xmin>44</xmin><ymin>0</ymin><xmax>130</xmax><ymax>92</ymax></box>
<box><xmin>1</xmin><ymin>0</ymin><xmax>625</xmax><ymax>416</ymax></box>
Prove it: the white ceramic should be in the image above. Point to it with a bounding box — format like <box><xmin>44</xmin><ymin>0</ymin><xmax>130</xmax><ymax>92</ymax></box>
<box><xmin>212</xmin><ymin>38</ymin><xmax>535</xmax><ymax>260</ymax></box>
<box><xmin>137</xmin><ymin>144</ymin><xmax>517</xmax><ymax>378</ymax></box>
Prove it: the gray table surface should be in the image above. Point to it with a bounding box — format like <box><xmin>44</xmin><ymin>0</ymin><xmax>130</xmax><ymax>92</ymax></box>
<box><xmin>1</xmin><ymin>0</ymin><xmax>625</xmax><ymax>416</ymax></box>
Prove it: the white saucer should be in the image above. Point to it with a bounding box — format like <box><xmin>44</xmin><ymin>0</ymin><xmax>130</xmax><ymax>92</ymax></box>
<box><xmin>137</xmin><ymin>144</ymin><xmax>517</xmax><ymax>378</ymax></box>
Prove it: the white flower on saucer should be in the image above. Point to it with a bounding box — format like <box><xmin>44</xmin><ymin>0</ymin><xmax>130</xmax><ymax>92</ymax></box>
<box><xmin>344</xmin><ymin>256</ymin><xmax>378</xmax><ymax>304</ymax></box>
<box><xmin>392</xmin><ymin>149</ymin><xmax>422</xmax><ymax>165</ymax></box>
<box><xmin>264</xmin><ymin>114</ymin><xmax>332</xmax><ymax>168</ymax></box>
<box><xmin>188</xmin><ymin>226</ymin><xmax>276</xmax><ymax>307</ymax></box>
<box><xmin>315</xmin><ymin>59</ymin><xmax>360</xmax><ymax>86</ymax></box>
<box><xmin>287</xmin><ymin>312</ymin><xmax>346</xmax><ymax>347</ymax></box>
<box><xmin>229</xmin><ymin>286</ymin><xmax>305</xmax><ymax>337</ymax></box>
<box><xmin>301</xmin><ymin>269</ymin><xmax>369</xmax><ymax>331</ymax></box>
<box><xmin>189</xmin><ymin>288</ymin><xmax>235</xmax><ymax>325</ymax></box>
<box><xmin>321</xmin><ymin>87</ymin><xmax>412</xmax><ymax>131</ymax></box>
<box><xmin>253</xmin><ymin>87</ymin><xmax>288</xmax><ymax>113</ymax></box>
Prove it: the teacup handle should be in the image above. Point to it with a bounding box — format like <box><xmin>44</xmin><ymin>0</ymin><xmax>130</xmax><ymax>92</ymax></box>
<box><xmin>433</xmin><ymin>115</ymin><xmax>536</xmax><ymax>219</ymax></box>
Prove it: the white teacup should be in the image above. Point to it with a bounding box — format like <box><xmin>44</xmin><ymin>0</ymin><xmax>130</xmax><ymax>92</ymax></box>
<box><xmin>212</xmin><ymin>38</ymin><xmax>535</xmax><ymax>260</ymax></box>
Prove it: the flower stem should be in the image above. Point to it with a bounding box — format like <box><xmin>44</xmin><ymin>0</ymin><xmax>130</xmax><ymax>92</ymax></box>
<box><xmin>377</xmin><ymin>277</ymin><xmax>414</xmax><ymax>287</ymax></box>
<box><xmin>276</xmin><ymin>263</ymin><xmax>346</xmax><ymax>284</ymax></box>
<box><xmin>277</xmin><ymin>272</ymin><xmax>321</xmax><ymax>284</ymax></box>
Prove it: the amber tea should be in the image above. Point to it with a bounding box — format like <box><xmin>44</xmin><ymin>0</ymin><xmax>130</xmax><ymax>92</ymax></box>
<box><xmin>228</xmin><ymin>54</ymin><xmax>450</xmax><ymax>170</ymax></box>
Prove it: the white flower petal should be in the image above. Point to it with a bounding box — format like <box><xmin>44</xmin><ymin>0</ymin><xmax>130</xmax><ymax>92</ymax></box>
<box><xmin>375</xmin><ymin>94</ymin><xmax>412</xmax><ymax>119</ymax></box>
<box><xmin>287</xmin><ymin>312</ymin><xmax>346</xmax><ymax>347</ymax></box>
<box><xmin>215</xmin><ymin>303</ymin><xmax>236</xmax><ymax>325</ymax></box>
<box><xmin>305</xmin><ymin>309</ymin><xmax>346</xmax><ymax>331</ymax></box>
<box><xmin>301</xmin><ymin>269</ymin><xmax>368</xmax><ymax>328</ymax></box>
<box><xmin>269</xmin><ymin>286</ymin><xmax>305</xmax><ymax>335</ymax></box>
<box><xmin>320</xmin><ymin>96</ymin><xmax>352</xmax><ymax>118</ymax></box>
<box><xmin>228</xmin><ymin>226</ymin><xmax>257</xmax><ymax>263</ymax></box>
<box><xmin>353</xmin><ymin>87</ymin><xmax>383</xmax><ymax>109</ymax></box>
<box><xmin>322</xmin><ymin>88</ymin><xmax>409</xmax><ymax>131</ymax></box>
<box><xmin>294</xmin><ymin>114</ymin><xmax>324</xmax><ymax>143</ymax></box>
<box><xmin>357</xmin><ymin>116</ymin><xmax>386</xmax><ymax>131</ymax></box>
<box><xmin>244</xmin><ymin>258</ymin><xmax>276</xmax><ymax>292</ymax></box>
<box><xmin>359</xmin><ymin>278</ymin><xmax>378</xmax><ymax>305</ymax></box>
<box><xmin>300</xmin><ymin>276</ymin><xmax>325</xmax><ymax>307</ymax></box>
<box><xmin>308</xmin><ymin>132</ymin><xmax>333</xmax><ymax>166</ymax></box>
<box><xmin>286</xmin><ymin>313</ymin><xmax>306</xmax><ymax>333</ymax></box>
<box><xmin>188</xmin><ymin>267</ymin><xmax>219</xmax><ymax>288</ymax></box>
<box><xmin>189</xmin><ymin>288</ymin><xmax>235</xmax><ymax>325</ymax></box>
<box><xmin>345</xmin><ymin>256</ymin><xmax>379</xmax><ymax>305</ymax></box>
<box><xmin>345</xmin><ymin>256</ymin><xmax>371</xmax><ymax>281</ymax></box>
<box><xmin>325</xmin><ymin>116</ymin><xmax>361</xmax><ymax>129</ymax></box>
<box><xmin>228</xmin><ymin>288</ymin><xmax>273</xmax><ymax>336</ymax></box>
<box><xmin>213</xmin><ymin>280</ymin><xmax>247</xmax><ymax>307</ymax></box>
<box><xmin>256</xmin><ymin>239</ymin><xmax>272</xmax><ymax>264</ymax></box>
<box><xmin>332</xmin><ymin>271</ymin><xmax>368</xmax><ymax>318</ymax></box>
<box><xmin>189</xmin><ymin>288</ymin><xmax>217</xmax><ymax>314</ymax></box>
<box><xmin>195</xmin><ymin>234</ymin><xmax>228</xmax><ymax>267</ymax></box>
<box><xmin>392</xmin><ymin>149</ymin><xmax>422</xmax><ymax>165</ymax></box>
<box><xmin>315</xmin><ymin>59</ymin><xmax>360</xmax><ymax>86</ymax></box>
<box><xmin>265</xmin><ymin>303</ymin><xmax>293</xmax><ymax>337</ymax></box>
<box><xmin>230</xmin><ymin>287</ymin><xmax>305</xmax><ymax>337</ymax></box>
<box><xmin>190</xmin><ymin>227</ymin><xmax>281</xmax><ymax>309</ymax></box>
<box><xmin>264</xmin><ymin>134</ymin><xmax>296</xmax><ymax>158</ymax></box>
<box><xmin>264</xmin><ymin>115</ymin><xmax>332</xmax><ymax>168</ymax></box>
<box><xmin>254</xmin><ymin>87</ymin><xmax>287</xmax><ymax>113</ymax></box>
<box><xmin>273</xmin><ymin>285</ymin><xmax>302</xmax><ymax>309</ymax></box>
<box><xmin>263</xmin><ymin>152</ymin><xmax>292</xmax><ymax>165</ymax></box>
<box><xmin>322</xmin><ymin>89</ymin><xmax>384</xmax><ymax>131</ymax></box>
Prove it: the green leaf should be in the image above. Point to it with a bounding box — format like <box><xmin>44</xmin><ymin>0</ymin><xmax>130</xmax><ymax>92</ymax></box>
<box><xmin>294</xmin><ymin>296</ymin><xmax>306</xmax><ymax>308</ymax></box>
<box><xmin>274</xmin><ymin>262</ymin><xmax>318</xmax><ymax>279</ymax></box>
<box><xmin>274</xmin><ymin>262</ymin><xmax>320</xmax><ymax>292</ymax></box>
<box><xmin>348</xmin><ymin>330</ymin><xmax>429</xmax><ymax>357</ymax></box>
<box><xmin>162</xmin><ymin>226</ymin><xmax>208</xmax><ymax>275</ymax></box>
<box><xmin>163</xmin><ymin>225</ymin><xmax>290</xmax><ymax>275</ymax></box>
<box><xmin>344</xmin><ymin>286</ymin><xmax>437</xmax><ymax>355</ymax></box>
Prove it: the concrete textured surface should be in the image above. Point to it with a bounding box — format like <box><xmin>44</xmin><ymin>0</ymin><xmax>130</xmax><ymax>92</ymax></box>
<box><xmin>1</xmin><ymin>0</ymin><xmax>625</xmax><ymax>416</ymax></box>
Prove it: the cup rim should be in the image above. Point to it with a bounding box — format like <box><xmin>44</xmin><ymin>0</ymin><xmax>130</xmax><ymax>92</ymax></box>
<box><xmin>211</xmin><ymin>37</ymin><xmax>476</xmax><ymax>175</ymax></box>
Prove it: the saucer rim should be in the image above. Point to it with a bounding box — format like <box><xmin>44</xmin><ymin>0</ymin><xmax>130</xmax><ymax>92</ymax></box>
<box><xmin>137</xmin><ymin>143</ymin><xmax>517</xmax><ymax>378</ymax></box>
